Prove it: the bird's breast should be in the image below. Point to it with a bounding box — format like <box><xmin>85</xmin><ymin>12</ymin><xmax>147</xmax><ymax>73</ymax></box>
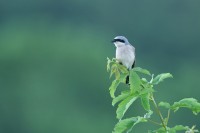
<box><xmin>116</xmin><ymin>46</ymin><xmax>135</xmax><ymax>69</ymax></box>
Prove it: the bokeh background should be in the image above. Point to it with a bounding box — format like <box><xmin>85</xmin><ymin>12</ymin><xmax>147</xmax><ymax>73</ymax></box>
<box><xmin>0</xmin><ymin>0</ymin><xmax>200</xmax><ymax>133</ymax></box>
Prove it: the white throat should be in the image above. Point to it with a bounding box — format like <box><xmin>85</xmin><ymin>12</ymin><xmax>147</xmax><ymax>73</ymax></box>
<box><xmin>114</xmin><ymin>42</ymin><xmax>126</xmax><ymax>47</ymax></box>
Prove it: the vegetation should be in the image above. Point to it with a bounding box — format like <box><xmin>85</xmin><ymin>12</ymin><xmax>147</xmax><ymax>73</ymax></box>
<box><xmin>107</xmin><ymin>58</ymin><xmax>200</xmax><ymax>133</ymax></box>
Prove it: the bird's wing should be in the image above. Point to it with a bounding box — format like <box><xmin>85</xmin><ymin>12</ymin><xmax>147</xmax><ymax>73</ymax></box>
<box><xmin>130</xmin><ymin>45</ymin><xmax>135</xmax><ymax>53</ymax></box>
<box><xmin>129</xmin><ymin>45</ymin><xmax>135</xmax><ymax>68</ymax></box>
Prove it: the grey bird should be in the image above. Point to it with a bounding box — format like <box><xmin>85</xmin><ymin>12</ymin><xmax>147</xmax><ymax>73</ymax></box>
<box><xmin>112</xmin><ymin>36</ymin><xmax>135</xmax><ymax>83</ymax></box>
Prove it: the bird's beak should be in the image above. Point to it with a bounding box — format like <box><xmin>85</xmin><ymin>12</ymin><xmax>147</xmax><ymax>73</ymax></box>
<box><xmin>111</xmin><ymin>39</ymin><xmax>115</xmax><ymax>43</ymax></box>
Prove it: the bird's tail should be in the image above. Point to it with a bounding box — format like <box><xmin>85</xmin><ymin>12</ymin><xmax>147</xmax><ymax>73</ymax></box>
<box><xmin>126</xmin><ymin>61</ymin><xmax>135</xmax><ymax>84</ymax></box>
<box><xmin>126</xmin><ymin>76</ymin><xmax>129</xmax><ymax>84</ymax></box>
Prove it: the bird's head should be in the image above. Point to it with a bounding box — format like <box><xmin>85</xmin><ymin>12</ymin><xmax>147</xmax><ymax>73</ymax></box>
<box><xmin>112</xmin><ymin>36</ymin><xmax>130</xmax><ymax>47</ymax></box>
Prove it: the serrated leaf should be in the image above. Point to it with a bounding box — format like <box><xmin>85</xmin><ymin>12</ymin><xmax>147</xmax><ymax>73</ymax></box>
<box><xmin>171</xmin><ymin>98</ymin><xmax>200</xmax><ymax>115</ymax></box>
<box><xmin>115</xmin><ymin>69</ymin><xmax>120</xmax><ymax>79</ymax></box>
<box><xmin>113</xmin><ymin>117</ymin><xmax>147</xmax><ymax>133</ymax></box>
<box><xmin>119</xmin><ymin>73</ymin><xmax>128</xmax><ymax>83</ymax></box>
<box><xmin>141</xmin><ymin>93</ymin><xmax>150</xmax><ymax>111</ymax></box>
<box><xmin>169</xmin><ymin>125</ymin><xmax>189</xmax><ymax>132</ymax></box>
<box><xmin>130</xmin><ymin>70</ymin><xmax>141</xmax><ymax>92</ymax></box>
<box><xmin>139</xmin><ymin>87</ymin><xmax>154</xmax><ymax>95</ymax></box>
<box><xmin>110</xmin><ymin>64</ymin><xmax>117</xmax><ymax>78</ymax></box>
<box><xmin>112</xmin><ymin>91</ymin><xmax>130</xmax><ymax>106</ymax></box>
<box><xmin>116</xmin><ymin>95</ymin><xmax>138</xmax><ymax>120</ymax></box>
<box><xmin>109</xmin><ymin>73</ymin><xmax>128</xmax><ymax>99</ymax></box>
<box><xmin>153</xmin><ymin>126</ymin><xmax>188</xmax><ymax>133</ymax></box>
<box><xmin>109</xmin><ymin>59</ymin><xmax>128</xmax><ymax>80</ymax></box>
<box><xmin>112</xmin><ymin>58</ymin><xmax>118</xmax><ymax>62</ymax></box>
<box><xmin>152</xmin><ymin>73</ymin><xmax>173</xmax><ymax>85</ymax></box>
<box><xmin>153</xmin><ymin>127</ymin><xmax>168</xmax><ymax>133</ymax></box>
<box><xmin>113</xmin><ymin>117</ymin><xmax>137</xmax><ymax>133</ymax></box>
<box><xmin>118</xmin><ymin>64</ymin><xmax>129</xmax><ymax>74</ymax></box>
<box><xmin>133</xmin><ymin>67</ymin><xmax>151</xmax><ymax>75</ymax></box>
<box><xmin>109</xmin><ymin>79</ymin><xmax>120</xmax><ymax>98</ymax></box>
<box><xmin>141</xmin><ymin>78</ymin><xmax>154</xmax><ymax>89</ymax></box>
<box><xmin>158</xmin><ymin>102</ymin><xmax>171</xmax><ymax>109</ymax></box>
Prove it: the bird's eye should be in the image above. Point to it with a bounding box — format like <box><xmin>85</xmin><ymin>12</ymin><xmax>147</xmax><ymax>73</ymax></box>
<box><xmin>115</xmin><ymin>39</ymin><xmax>125</xmax><ymax>43</ymax></box>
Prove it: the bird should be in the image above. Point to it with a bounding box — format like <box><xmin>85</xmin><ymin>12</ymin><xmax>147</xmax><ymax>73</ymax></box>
<box><xmin>111</xmin><ymin>36</ymin><xmax>135</xmax><ymax>84</ymax></box>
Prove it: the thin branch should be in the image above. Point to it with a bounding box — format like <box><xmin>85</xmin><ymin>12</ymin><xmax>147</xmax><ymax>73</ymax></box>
<box><xmin>148</xmin><ymin>119</ymin><xmax>161</xmax><ymax>126</ymax></box>
<box><xmin>150</xmin><ymin>95</ymin><xmax>167</xmax><ymax>131</ymax></box>
<box><xmin>166</xmin><ymin>109</ymin><xmax>170</xmax><ymax>125</ymax></box>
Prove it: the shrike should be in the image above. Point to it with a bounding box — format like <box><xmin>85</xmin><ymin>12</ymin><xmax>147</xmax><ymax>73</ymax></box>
<box><xmin>112</xmin><ymin>36</ymin><xmax>135</xmax><ymax>83</ymax></box>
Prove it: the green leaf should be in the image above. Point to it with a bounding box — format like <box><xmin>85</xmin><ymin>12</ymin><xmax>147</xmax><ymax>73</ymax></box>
<box><xmin>171</xmin><ymin>98</ymin><xmax>200</xmax><ymax>115</ymax></box>
<box><xmin>109</xmin><ymin>79</ymin><xmax>120</xmax><ymax>98</ymax></box>
<box><xmin>116</xmin><ymin>95</ymin><xmax>138</xmax><ymax>120</ymax></box>
<box><xmin>110</xmin><ymin>64</ymin><xmax>117</xmax><ymax>78</ymax></box>
<box><xmin>139</xmin><ymin>87</ymin><xmax>154</xmax><ymax>95</ymax></box>
<box><xmin>153</xmin><ymin>126</ymin><xmax>189</xmax><ymax>133</ymax></box>
<box><xmin>130</xmin><ymin>70</ymin><xmax>141</xmax><ymax>92</ymax></box>
<box><xmin>113</xmin><ymin>117</ymin><xmax>147</xmax><ymax>133</ymax></box>
<box><xmin>152</xmin><ymin>73</ymin><xmax>173</xmax><ymax>85</ymax></box>
<box><xmin>119</xmin><ymin>73</ymin><xmax>128</xmax><ymax>83</ymax></box>
<box><xmin>169</xmin><ymin>125</ymin><xmax>189</xmax><ymax>133</ymax></box>
<box><xmin>141</xmin><ymin>93</ymin><xmax>150</xmax><ymax>111</ymax></box>
<box><xmin>118</xmin><ymin>64</ymin><xmax>129</xmax><ymax>74</ymax></box>
<box><xmin>158</xmin><ymin>102</ymin><xmax>171</xmax><ymax>109</ymax></box>
<box><xmin>115</xmin><ymin>69</ymin><xmax>120</xmax><ymax>80</ymax></box>
<box><xmin>112</xmin><ymin>91</ymin><xmax>130</xmax><ymax>106</ymax></box>
<box><xmin>110</xmin><ymin>65</ymin><xmax>115</xmax><ymax>78</ymax></box>
<box><xmin>153</xmin><ymin>127</ymin><xmax>166</xmax><ymax>133</ymax></box>
<box><xmin>141</xmin><ymin>78</ymin><xmax>154</xmax><ymax>89</ymax></box>
<box><xmin>133</xmin><ymin>67</ymin><xmax>151</xmax><ymax>75</ymax></box>
<box><xmin>153</xmin><ymin>127</ymin><xmax>170</xmax><ymax>133</ymax></box>
<box><xmin>109</xmin><ymin>59</ymin><xmax>128</xmax><ymax>80</ymax></box>
<box><xmin>109</xmin><ymin>73</ymin><xmax>129</xmax><ymax>99</ymax></box>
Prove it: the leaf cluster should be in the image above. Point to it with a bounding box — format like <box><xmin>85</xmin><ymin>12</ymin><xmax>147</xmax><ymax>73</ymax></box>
<box><xmin>107</xmin><ymin>58</ymin><xmax>200</xmax><ymax>133</ymax></box>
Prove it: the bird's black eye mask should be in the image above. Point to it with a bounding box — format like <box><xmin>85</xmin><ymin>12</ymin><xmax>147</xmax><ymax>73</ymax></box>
<box><xmin>112</xmin><ymin>39</ymin><xmax>125</xmax><ymax>43</ymax></box>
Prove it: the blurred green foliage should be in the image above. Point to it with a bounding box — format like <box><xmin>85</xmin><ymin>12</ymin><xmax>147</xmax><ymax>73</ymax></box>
<box><xmin>0</xmin><ymin>0</ymin><xmax>200</xmax><ymax>133</ymax></box>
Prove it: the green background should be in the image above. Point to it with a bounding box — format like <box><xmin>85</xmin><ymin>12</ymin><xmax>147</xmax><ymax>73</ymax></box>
<box><xmin>0</xmin><ymin>0</ymin><xmax>199</xmax><ymax>132</ymax></box>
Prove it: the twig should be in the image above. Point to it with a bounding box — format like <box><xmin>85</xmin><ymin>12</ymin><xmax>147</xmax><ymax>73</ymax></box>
<box><xmin>148</xmin><ymin>119</ymin><xmax>161</xmax><ymax>126</ymax></box>
<box><xmin>166</xmin><ymin>109</ymin><xmax>170</xmax><ymax>125</ymax></box>
<box><xmin>150</xmin><ymin>95</ymin><xmax>167</xmax><ymax>131</ymax></box>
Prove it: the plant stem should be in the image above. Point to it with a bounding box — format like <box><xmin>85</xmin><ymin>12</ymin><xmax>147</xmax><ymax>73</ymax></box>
<box><xmin>166</xmin><ymin>109</ymin><xmax>170</xmax><ymax>125</ymax></box>
<box><xmin>150</xmin><ymin>95</ymin><xmax>167</xmax><ymax>131</ymax></box>
<box><xmin>148</xmin><ymin>119</ymin><xmax>161</xmax><ymax>126</ymax></box>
